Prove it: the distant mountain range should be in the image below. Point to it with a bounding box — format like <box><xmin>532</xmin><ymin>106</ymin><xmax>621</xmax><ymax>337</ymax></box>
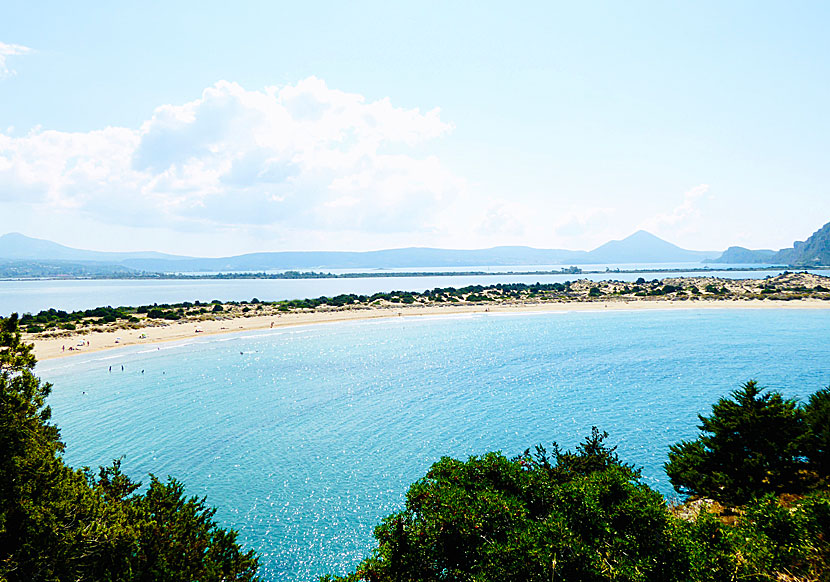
<box><xmin>0</xmin><ymin>231</ymin><xmax>719</xmax><ymax>275</ymax></box>
<box><xmin>0</xmin><ymin>232</ymin><xmax>182</xmax><ymax>262</ymax></box>
<box><xmin>3</xmin><ymin>220</ymin><xmax>829</xmax><ymax>278</ymax></box>
<box><xmin>710</xmin><ymin>221</ymin><xmax>830</xmax><ymax>266</ymax></box>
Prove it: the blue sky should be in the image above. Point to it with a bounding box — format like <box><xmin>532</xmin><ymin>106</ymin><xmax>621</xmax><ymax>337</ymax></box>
<box><xmin>1</xmin><ymin>1</ymin><xmax>829</xmax><ymax>256</ymax></box>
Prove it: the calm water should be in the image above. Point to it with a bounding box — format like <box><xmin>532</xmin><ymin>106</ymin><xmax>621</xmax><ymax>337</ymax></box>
<box><xmin>38</xmin><ymin>309</ymin><xmax>830</xmax><ymax>581</ymax></box>
<box><xmin>5</xmin><ymin>265</ymin><xmax>829</xmax><ymax>315</ymax></box>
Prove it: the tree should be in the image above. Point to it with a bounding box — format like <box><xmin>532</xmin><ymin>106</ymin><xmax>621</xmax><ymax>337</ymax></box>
<box><xmin>803</xmin><ymin>386</ymin><xmax>830</xmax><ymax>479</ymax></box>
<box><xmin>0</xmin><ymin>314</ymin><xmax>260</xmax><ymax>581</ymax></box>
<box><xmin>0</xmin><ymin>313</ymin><xmax>76</xmax><ymax>577</ymax></box>
<box><xmin>665</xmin><ymin>380</ymin><xmax>806</xmax><ymax>504</ymax></box>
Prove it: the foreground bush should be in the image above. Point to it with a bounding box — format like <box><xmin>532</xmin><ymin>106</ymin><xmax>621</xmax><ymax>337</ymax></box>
<box><xmin>324</xmin><ymin>389</ymin><xmax>830</xmax><ymax>582</ymax></box>
<box><xmin>323</xmin><ymin>430</ymin><xmax>690</xmax><ymax>582</ymax></box>
<box><xmin>680</xmin><ymin>492</ymin><xmax>830</xmax><ymax>581</ymax></box>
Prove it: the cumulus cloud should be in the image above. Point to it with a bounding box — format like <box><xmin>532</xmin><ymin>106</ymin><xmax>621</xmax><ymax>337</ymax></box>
<box><xmin>0</xmin><ymin>42</ymin><xmax>31</xmax><ymax>78</ymax></box>
<box><xmin>476</xmin><ymin>203</ymin><xmax>527</xmax><ymax>238</ymax></box>
<box><xmin>0</xmin><ymin>78</ymin><xmax>462</xmax><ymax>239</ymax></box>
<box><xmin>552</xmin><ymin>207</ymin><xmax>614</xmax><ymax>239</ymax></box>
<box><xmin>466</xmin><ymin>199</ymin><xmax>615</xmax><ymax>250</ymax></box>
<box><xmin>640</xmin><ymin>184</ymin><xmax>710</xmax><ymax>235</ymax></box>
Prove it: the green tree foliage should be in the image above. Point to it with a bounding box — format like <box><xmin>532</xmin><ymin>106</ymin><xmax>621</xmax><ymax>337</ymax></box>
<box><xmin>323</xmin><ymin>429</ymin><xmax>689</xmax><ymax>582</ymax></box>
<box><xmin>0</xmin><ymin>313</ymin><xmax>77</xmax><ymax>577</ymax></box>
<box><xmin>679</xmin><ymin>492</ymin><xmax>830</xmax><ymax>581</ymax></box>
<box><xmin>665</xmin><ymin>381</ymin><xmax>806</xmax><ymax>504</ymax></box>
<box><xmin>804</xmin><ymin>386</ymin><xmax>830</xmax><ymax>479</ymax></box>
<box><xmin>0</xmin><ymin>314</ymin><xmax>260</xmax><ymax>581</ymax></box>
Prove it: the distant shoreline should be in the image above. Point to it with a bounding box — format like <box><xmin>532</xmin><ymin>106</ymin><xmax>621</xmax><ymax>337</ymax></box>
<box><xmin>4</xmin><ymin>264</ymin><xmax>826</xmax><ymax>282</ymax></box>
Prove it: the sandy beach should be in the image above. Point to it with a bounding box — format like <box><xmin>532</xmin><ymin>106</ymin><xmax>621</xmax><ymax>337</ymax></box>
<box><xmin>30</xmin><ymin>297</ymin><xmax>830</xmax><ymax>362</ymax></box>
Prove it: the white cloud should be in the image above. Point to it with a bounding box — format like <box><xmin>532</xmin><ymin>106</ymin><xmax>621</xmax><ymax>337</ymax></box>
<box><xmin>0</xmin><ymin>42</ymin><xmax>31</xmax><ymax>79</ymax></box>
<box><xmin>462</xmin><ymin>198</ymin><xmax>615</xmax><ymax>250</ymax></box>
<box><xmin>640</xmin><ymin>184</ymin><xmax>710</xmax><ymax>235</ymax></box>
<box><xmin>0</xmin><ymin>78</ymin><xmax>464</xmax><ymax>241</ymax></box>
<box><xmin>552</xmin><ymin>207</ymin><xmax>614</xmax><ymax>239</ymax></box>
<box><xmin>476</xmin><ymin>202</ymin><xmax>527</xmax><ymax>238</ymax></box>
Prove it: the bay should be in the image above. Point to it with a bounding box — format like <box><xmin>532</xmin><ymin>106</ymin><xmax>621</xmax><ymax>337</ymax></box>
<box><xmin>37</xmin><ymin>308</ymin><xmax>830</xmax><ymax>581</ymax></box>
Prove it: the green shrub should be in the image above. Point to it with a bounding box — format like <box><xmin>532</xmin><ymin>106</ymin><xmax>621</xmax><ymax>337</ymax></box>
<box><xmin>665</xmin><ymin>381</ymin><xmax>806</xmax><ymax>504</ymax></box>
<box><xmin>324</xmin><ymin>429</ymin><xmax>689</xmax><ymax>581</ymax></box>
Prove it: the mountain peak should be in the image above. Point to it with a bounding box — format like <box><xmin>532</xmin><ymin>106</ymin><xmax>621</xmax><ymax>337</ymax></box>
<box><xmin>628</xmin><ymin>229</ymin><xmax>660</xmax><ymax>239</ymax></box>
<box><xmin>589</xmin><ymin>231</ymin><xmax>715</xmax><ymax>263</ymax></box>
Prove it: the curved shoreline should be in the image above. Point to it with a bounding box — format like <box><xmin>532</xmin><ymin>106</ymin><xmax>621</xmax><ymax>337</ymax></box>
<box><xmin>31</xmin><ymin>298</ymin><xmax>830</xmax><ymax>362</ymax></box>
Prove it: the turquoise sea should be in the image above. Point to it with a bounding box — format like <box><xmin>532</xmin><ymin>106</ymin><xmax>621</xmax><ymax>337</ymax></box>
<box><xmin>38</xmin><ymin>309</ymin><xmax>830</xmax><ymax>581</ymax></box>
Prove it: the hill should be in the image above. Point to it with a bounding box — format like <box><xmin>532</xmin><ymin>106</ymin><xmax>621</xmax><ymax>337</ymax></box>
<box><xmin>712</xmin><ymin>246</ymin><xmax>777</xmax><ymax>264</ymax></box>
<box><xmin>0</xmin><ymin>233</ymin><xmax>184</xmax><ymax>262</ymax></box>
<box><xmin>775</xmin><ymin>221</ymin><xmax>830</xmax><ymax>266</ymax></box>
<box><xmin>587</xmin><ymin>230</ymin><xmax>717</xmax><ymax>263</ymax></box>
<box><xmin>710</xmin><ymin>220</ymin><xmax>830</xmax><ymax>266</ymax></box>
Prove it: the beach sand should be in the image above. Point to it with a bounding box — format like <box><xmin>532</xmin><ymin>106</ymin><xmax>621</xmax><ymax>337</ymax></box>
<box><xmin>31</xmin><ymin>298</ymin><xmax>830</xmax><ymax>362</ymax></box>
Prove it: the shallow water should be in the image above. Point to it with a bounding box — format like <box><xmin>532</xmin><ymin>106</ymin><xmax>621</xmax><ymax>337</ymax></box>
<box><xmin>38</xmin><ymin>309</ymin><xmax>830</xmax><ymax>581</ymax></box>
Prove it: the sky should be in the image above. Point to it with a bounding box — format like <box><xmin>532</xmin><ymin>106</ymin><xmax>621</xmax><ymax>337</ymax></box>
<box><xmin>1</xmin><ymin>1</ymin><xmax>829</xmax><ymax>257</ymax></box>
